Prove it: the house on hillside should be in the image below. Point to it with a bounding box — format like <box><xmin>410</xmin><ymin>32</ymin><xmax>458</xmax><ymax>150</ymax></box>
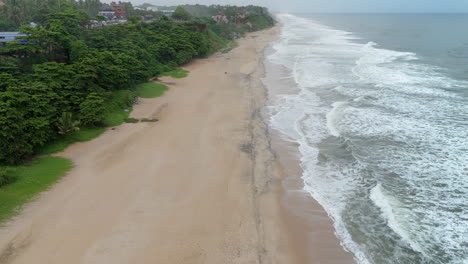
<box><xmin>212</xmin><ymin>15</ymin><xmax>228</xmax><ymax>23</ymax></box>
<box><xmin>98</xmin><ymin>9</ymin><xmax>116</xmax><ymax>20</ymax></box>
<box><xmin>110</xmin><ymin>2</ymin><xmax>127</xmax><ymax>19</ymax></box>
<box><xmin>0</xmin><ymin>32</ymin><xmax>28</xmax><ymax>47</ymax></box>
<box><xmin>161</xmin><ymin>10</ymin><xmax>174</xmax><ymax>16</ymax></box>
<box><xmin>99</xmin><ymin>2</ymin><xmax>127</xmax><ymax>20</ymax></box>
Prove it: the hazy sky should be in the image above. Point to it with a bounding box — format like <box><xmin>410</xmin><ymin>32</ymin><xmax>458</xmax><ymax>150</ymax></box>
<box><xmin>124</xmin><ymin>0</ymin><xmax>468</xmax><ymax>13</ymax></box>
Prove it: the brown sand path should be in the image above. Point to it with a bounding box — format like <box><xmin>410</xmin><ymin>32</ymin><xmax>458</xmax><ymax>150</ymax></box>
<box><xmin>0</xmin><ymin>28</ymin><xmax>297</xmax><ymax>264</ymax></box>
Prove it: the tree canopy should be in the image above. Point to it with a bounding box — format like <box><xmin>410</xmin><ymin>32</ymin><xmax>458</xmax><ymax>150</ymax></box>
<box><xmin>0</xmin><ymin>3</ymin><xmax>274</xmax><ymax>164</ymax></box>
<box><xmin>172</xmin><ymin>6</ymin><xmax>192</xmax><ymax>21</ymax></box>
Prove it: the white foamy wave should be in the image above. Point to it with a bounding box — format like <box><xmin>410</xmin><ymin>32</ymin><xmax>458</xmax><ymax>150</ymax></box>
<box><xmin>370</xmin><ymin>184</ymin><xmax>423</xmax><ymax>254</ymax></box>
<box><xmin>266</xmin><ymin>13</ymin><xmax>468</xmax><ymax>264</ymax></box>
<box><xmin>326</xmin><ymin>101</ymin><xmax>347</xmax><ymax>137</ymax></box>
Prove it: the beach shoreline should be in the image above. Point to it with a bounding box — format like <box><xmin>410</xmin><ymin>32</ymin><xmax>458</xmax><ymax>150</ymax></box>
<box><xmin>0</xmin><ymin>25</ymin><xmax>354</xmax><ymax>264</ymax></box>
<box><xmin>261</xmin><ymin>33</ymin><xmax>356</xmax><ymax>263</ymax></box>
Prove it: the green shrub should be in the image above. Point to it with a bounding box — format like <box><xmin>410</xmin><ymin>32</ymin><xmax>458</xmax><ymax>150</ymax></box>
<box><xmin>0</xmin><ymin>90</ymin><xmax>55</xmax><ymax>164</ymax></box>
<box><xmin>56</xmin><ymin>112</ymin><xmax>81</xmax><ymax>135</ymax></box>
<box><xmin>79</xmin><ymin>92</ymin><xmax>106</xmax><ymax>125</ymax></box>
<box><xmin>0</xmin><ymin>167</ymin><xmax>17</xmax><ymax>187</ymax></box>
<box><xmin>101</xmin><ymin>90</ymin><xmax>136</xmax><ymax>127</ymax></box>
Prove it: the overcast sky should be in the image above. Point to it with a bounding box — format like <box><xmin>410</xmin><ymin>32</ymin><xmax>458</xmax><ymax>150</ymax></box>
<box><xmin>124</xmin><ymin>0</ymin><xmax>468</xmax><ymax>13</ymax></box>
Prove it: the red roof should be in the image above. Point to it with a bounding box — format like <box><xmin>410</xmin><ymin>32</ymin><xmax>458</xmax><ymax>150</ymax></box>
<box><xmin>0</xmin><ymin>2</ymin><xmax>5</xmax><ymax>6</ymax></box>
<box><xmin>110</xmin><ymin>2</ymin><xmax>126</xmax><ymax>18</ymax></box>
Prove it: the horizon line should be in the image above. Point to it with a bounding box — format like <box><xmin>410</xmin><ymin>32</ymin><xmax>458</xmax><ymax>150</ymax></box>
<box><xmin>270</xmin><ymin>11</ymin><xmax>468</xmax><ymax>14</ymax></box>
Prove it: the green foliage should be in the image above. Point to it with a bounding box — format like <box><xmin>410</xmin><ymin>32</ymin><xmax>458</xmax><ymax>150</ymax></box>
<box><xmin>69</xmin><ymin>40</ymin><xmax>89</xmax><ymax>62</ymax></box>
<box><xmin>0</xmin><ymin>89</ymin><xmax>55</xmax><ymax>164</ymax></box>
<box><xmin>245</xmin><ymin>13</ymin><xmax>275</xmax><ymax>31</ymax></box>
<box><xmin>0</xmin><ymin>73</ymin><xmax>18</xmax><ymax>91</ymax></box>
<box><xmin>94</xmin><ymin>15</ymin><xmax>107</xmax><ymax>21</ymax></box>
<box><xmin>158</xmin><ymin>68</ymin><xmax>189</xmax><ymax>78</ymax></box>
<box><xmin>37</xmin><ymin>127</ymin><xmax>105</xmax><ymax>155</ymax></box>
<box><xmin>79</xmin><ymin>92</ymin><xmax>106</xmax><ymax>125</ymax></box>
<box><xmin>172</xmin><ymin>6</ymin><xmax>192</xmax><ymax>21</ymax></box>
<box><xmin>0</xmin><ymin>4</ymin><xmax>275</xmax><ymax>164</ymax></box>
<box><xmin>0</xmin><ymin>167</ymin><xmax>17</xmax><ymax>187</ymax></box>
<box><xmin>127</xmin><ymin>15</ymin><xmax>142</xmax><ymax>24</ymax></box>
<box><xmin>136</xmin><ymin>82</ymin><xmax>168</xmax><ymax>98</ymax></box>
<box><xmin>0</xmin><ymin>157</ymin><xmax>72</xmax><ymax>223</ymax></box>
<box><xmin>101</xmin><ymin>90</ymin><xmax>135</xmax><ymax>127</ymax></box>
<box><xmin>56</xmin><ymin>112</ymin><xmax>80</xmax><ymax>135</ymax></box>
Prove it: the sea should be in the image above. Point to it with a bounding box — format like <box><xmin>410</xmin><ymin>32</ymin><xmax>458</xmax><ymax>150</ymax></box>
<box><xmin>264</xmin><ymin>13</ymin><xmax>468</xmax><ymax>264</ymax></box>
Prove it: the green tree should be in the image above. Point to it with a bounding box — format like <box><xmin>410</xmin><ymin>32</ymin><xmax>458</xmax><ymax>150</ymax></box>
<box><xmin>94</xmin><ymin>15</ymin><xmax>107</xmax><ymax>21</ymax></box>
<box><xmin>79</xmin><ymin>92</ymin><xmax>106</xmax><ymax>125</ymax></box>
<box><xmin>128</xmin><ymin>15</ymin><xmax>142</xmax><ymax>24</ymax></box>
<box><xmin>0</xmin><ymin>89</ymin><xmax>55</xmax><ymax>164</ymax></box>
<box><xmin>172</xmin><ymin>6</ymin><xmax>191</xmax><ymax>21</ymax></box>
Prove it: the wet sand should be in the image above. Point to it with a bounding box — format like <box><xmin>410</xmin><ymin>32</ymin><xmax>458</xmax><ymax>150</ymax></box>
<box><xmin>262</xmin><ymin>42</ymin><xmax>356</xmax><ymax>263</ymax></box>
<box><xmin>0</xmin><ymin>26</ymin><xmax>354</xmax><ymax>264</ymax></box>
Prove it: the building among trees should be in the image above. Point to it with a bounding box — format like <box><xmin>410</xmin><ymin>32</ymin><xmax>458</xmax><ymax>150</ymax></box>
<box><xmin>161</xmin><ymin>10</ymin><xmax>175</xmax><ymax>16</ymax></box>
<box><xmin>0</xmin><ymin>32</ymin><xmax>27</xmax><ymax>46</ymax></box>
<box><xmin>98</xmin><ymin>2</ymin><xmax>127</xmax><ymax>20</ymax></box>
<box><xmin>110</xmin><ymin>2</ymin><xmax>127</xmax><ymax>18</ymax></box>
<box><xmin>97</xmin><ymin>9</ymin><xmax>115</xmax><ymax>20</ymax></box>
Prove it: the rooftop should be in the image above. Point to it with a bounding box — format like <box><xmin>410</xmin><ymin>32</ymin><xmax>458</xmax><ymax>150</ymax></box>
<box><xmin>0</xmin><ymin>32</ymin><xmax>25</xmax><ymax>36</ymax></box>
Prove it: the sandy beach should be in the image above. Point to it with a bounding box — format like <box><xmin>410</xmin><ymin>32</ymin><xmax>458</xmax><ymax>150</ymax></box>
<box><xmin>0</xmin><ymin>26</ymin><xmax>353</xmax><ymax>264</ymax></box>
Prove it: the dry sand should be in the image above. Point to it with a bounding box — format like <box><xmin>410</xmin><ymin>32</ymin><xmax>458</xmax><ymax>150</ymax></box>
<box><xmin>0</xmin><ymin>26</ymin><xmax>354</xmax><ymax>264</ymax></box>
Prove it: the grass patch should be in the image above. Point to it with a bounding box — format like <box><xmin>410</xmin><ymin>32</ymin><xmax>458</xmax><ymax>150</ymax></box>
<box><xmin>158</xmin><ymin>68</ymin><xmax>189</xmax><ymax>79</ymax></box>
<box><xmin>0</xmin><ymin>167</ymin><xmax>16</xmax><ymax>188</ymax></box>
<box><xmin>124</xmin><ymin>118</ymin><xmax>139</xmax><ymax>123</ymax></box>
<box><xmin>0</xmin><ymin>157</ymin><xmax>73</xmax><ymax>223</ymax></box>
<box><xmin>37</xmin><ymin>127</ymin><xmax>106</xmax><ymax>155</ymax></box>
<box><xmin>102</xmin><ymin>90</ymin><xmax>136</xmax><ymax>127</ymax></box>
<box><xmin>136</xmin><ymin>83</ymin><xmax>168</xmax><ymax>98</ymax></box>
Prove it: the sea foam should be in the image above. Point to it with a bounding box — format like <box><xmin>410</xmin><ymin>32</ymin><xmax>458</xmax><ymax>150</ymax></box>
<box><xmin>265</xmin><ymin>13</ymin><xmax>468</xmax><ymax>264</ymax></box>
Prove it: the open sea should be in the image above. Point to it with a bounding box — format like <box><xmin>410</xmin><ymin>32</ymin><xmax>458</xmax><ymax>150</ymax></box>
<box><xmin>264</xmin><ymin>14</ymin><xmax>468</xmax><ymax>264</ymax></box>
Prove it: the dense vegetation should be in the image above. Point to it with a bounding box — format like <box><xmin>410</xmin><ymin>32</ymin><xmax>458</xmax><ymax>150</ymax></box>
<box><xmin>0</xmin><ymin>2</ymin><xmax>274</xmax><ymax>166</ymax></box>
<box><xmin>0</xmin><ymin>0</ymin><xmax>101</xmax><ymax>30</ymax></box>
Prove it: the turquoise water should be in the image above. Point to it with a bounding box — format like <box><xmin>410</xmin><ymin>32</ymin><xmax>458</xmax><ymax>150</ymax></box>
<box><xmin>266</xmin><ymin>14</ymin><xmax>468</xmax><ymax>264</ymax></box>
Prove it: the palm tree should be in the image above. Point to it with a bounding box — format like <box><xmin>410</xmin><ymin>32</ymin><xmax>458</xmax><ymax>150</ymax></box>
<box><xmin>56</xmin><ymin>112</ymin><xmax>80</xmax><ymax>134</ymax></box>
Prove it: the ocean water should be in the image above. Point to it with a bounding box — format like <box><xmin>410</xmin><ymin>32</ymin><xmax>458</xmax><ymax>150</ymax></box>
<box><xmin>265</xmin><ymin>14</ymin><xmax>468</xmax><ymax>264</ymax></box>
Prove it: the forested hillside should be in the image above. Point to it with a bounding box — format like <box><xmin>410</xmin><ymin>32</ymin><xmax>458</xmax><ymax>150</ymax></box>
<box><xmin>0</xmin><ymin>1</ymin><xmax>275</xmax><ymax>165</ymax></box>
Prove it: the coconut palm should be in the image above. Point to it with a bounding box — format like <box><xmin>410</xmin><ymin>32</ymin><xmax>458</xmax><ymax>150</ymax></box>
<box><xmin>56</xmin><ymin>112</ymin><xmax>80</xmax><ymax>135</ymax></box>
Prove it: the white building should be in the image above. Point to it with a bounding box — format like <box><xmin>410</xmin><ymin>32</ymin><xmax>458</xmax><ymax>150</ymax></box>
<box><xmin>161</xmin><ymin>10</ymin><xmax>174</xmax><ymax>16</ymax></box>
<box><xmin>0</xmin><ymin>32</ymin><xmax>28</xmax><ymax>47</ymax></box>
<box><xmin>146</xmin><ymin>6</ymin><xmax>158</xmax><ymax>12</ymax></box>
<box><xmin>98</xmin><ymin>10</ymin><xmax>116</xmax><ymax>20</ymax></box>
